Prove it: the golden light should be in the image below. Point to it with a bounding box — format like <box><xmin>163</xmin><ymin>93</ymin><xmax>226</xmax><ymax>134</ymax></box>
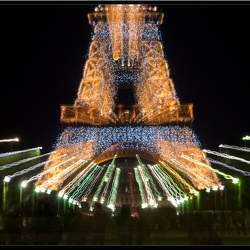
<box><xmin>0</xmin><ymin>138</ymin><xmax>19</xmax><ymax>143</ymax></box>
<box><xmin>34</xmin><ymin>4</ymin><xmax>222</xmax><ymax>209</ymax></box>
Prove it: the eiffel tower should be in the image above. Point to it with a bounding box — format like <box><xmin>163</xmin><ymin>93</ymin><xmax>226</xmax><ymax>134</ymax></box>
<box><xmin>35</xmin><ymin>4</ymin><xmax>221</xmax><ymax>210</ymax></box>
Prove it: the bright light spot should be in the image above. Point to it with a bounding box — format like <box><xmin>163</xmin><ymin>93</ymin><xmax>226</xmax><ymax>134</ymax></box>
<box><xmin>107</xmin><ymin>204</ymin><xmax>115</xmax><ymax>210</ymax></box>
<box><xmin>0</xmin><ymin>138</ymin><xmax>19</xmax><ymax>143</ymax></box>
<box><xmin>21</xmin><ymin>181</ymin><xmax>27</xmax><ymax>188</ymax></box>
<box><xmin>157</xmin><ymin>196</ymin><xmax>163</xmax><ymax>201</ymax></box>
<box><xmin>149</xmin><ymin>199</ymin><xmax>155</xmax><ymax>205</ymax></box>
<box><xmin>58</xmin><ymin>191</ymin><xmax>64</xmax><ymax>197</ymax></box>
<box><xmin>153</xmin><ymin>203</ymin><xmax>158</xmax><ymax>208</ymax></box>
<box><xmin>4</xmin><ymin>176</ymin><xmax>11</xmax><ymax>182</ymax></box>
<box><xmin>242</xmin><ymin>136</ymin><xmax>250</xmax><ymax>140</ymax></box>
<box><xmin>233</xmin><ymin>178</ymin><xmax>239</xmax><ymax>184</ymax></box>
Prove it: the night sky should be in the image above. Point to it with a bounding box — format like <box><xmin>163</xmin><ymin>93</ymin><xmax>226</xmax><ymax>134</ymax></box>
<box><xmin>0</xmin><ymin>1</ymin><xmax>249</xmax><ymax>154</ymax></box>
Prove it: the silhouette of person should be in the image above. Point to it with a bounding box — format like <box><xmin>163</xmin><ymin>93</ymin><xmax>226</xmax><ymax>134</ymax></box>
<box><xmin>61</xmin><ymin>207</ymin><xmax>75</xmax><ymax>245</ymax></box>
<box><xmin>33</xmin><ymin>200</ymin><xmax>63</xmax><ymax>245</ymax></box>
<box><xmin>134</xmin><ymin>207</ymin><xmax>151</xmax><ymax>245</ymax></box>
<box><xmin>21</xmin><ymin>206</ymin><xmax>36</xmax><ymax>245</ymax></box>
<box><xmin>240</xmin><ymin>210</ymin><xmax>248</xmax><ymax>237</ymax></box>
<box><xmin>116</xmin><ymin>205</ymin><xmax>133</xmax><ymax>245</ymax></box>
<box><xmin>91</xmin><ymin>202</ymin><xmax>109</xmax><ymax>245</ymax></box>
<box><xmin>0</xmin><ymin>210</ymin><xmax>6</xmax><ymax>245</ymax></box>
<box><xmin>3</xmin><ymin>204</ymin><xmax>23</xmax><ymax>245</ymax></box>
<box><xmin>189</xmin><ymin>212</ymin><xmax>222</xmax><ymax>245</ymax></box>
<box><xmin>67</xmin><ymin>208</ymin><xmax>88</xmax><ymax>245</ymax></box>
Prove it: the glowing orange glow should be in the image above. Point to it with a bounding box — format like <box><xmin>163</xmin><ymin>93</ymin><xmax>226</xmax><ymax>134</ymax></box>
<box><xmin>35</xmin><ymin>4</ymin><xmax>221</xmax><ymax>208</ymax></box>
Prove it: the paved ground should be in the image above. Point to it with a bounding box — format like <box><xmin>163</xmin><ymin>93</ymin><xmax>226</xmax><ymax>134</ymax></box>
<box><xmin>151</xmin><ymin>230</ymin><xmax>250</xmax><ymax>246</ymax></box>
<box><xmin>59</xmin><ymin>229</ymin><xmax>250</xmax><ymax>245</ymax></box>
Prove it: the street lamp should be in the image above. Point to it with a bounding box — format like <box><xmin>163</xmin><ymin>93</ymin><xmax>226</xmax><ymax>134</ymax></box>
<box><xmin>0</xmin><ymin>137</ymin><xmax>19</xmax><ymax>152</ymax></box>
<box><xmin>0</xmin><ymin>137</ymin><xmax>19</xmax><ymax>143</ymax></box>
<box><xmin>242</xmin><ymin>136</ymin><xmax>250</xmax><ymax>141</ymax></box>
<box><xmin>219</xmin><ymin>185</ymin><xmax>225</xmax><ymax>210</ymax></box>
<box><xmin>242</xmin><ymin>135</ymin><xmax>250</xmax><ymax>147</ymax></box>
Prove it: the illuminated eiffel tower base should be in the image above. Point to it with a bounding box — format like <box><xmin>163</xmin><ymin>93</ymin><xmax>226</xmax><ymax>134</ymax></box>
<box><xmin>35</xmin><ymin>4</ymin><xmax>221</xmax><ymax>211</ymax></box>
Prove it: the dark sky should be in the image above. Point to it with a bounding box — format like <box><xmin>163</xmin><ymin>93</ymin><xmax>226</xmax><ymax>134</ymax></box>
<box><xmin>0</xmin><ymin>1</ymin><xmax>249</xmax><ymax>153</ymax></box>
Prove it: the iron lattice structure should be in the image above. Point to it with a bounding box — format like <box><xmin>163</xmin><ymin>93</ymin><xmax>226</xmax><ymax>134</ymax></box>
<box><xmin>35</xmin><ymin>4</ymin><xmax>221</xmax><ymax>210</ymax></box>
